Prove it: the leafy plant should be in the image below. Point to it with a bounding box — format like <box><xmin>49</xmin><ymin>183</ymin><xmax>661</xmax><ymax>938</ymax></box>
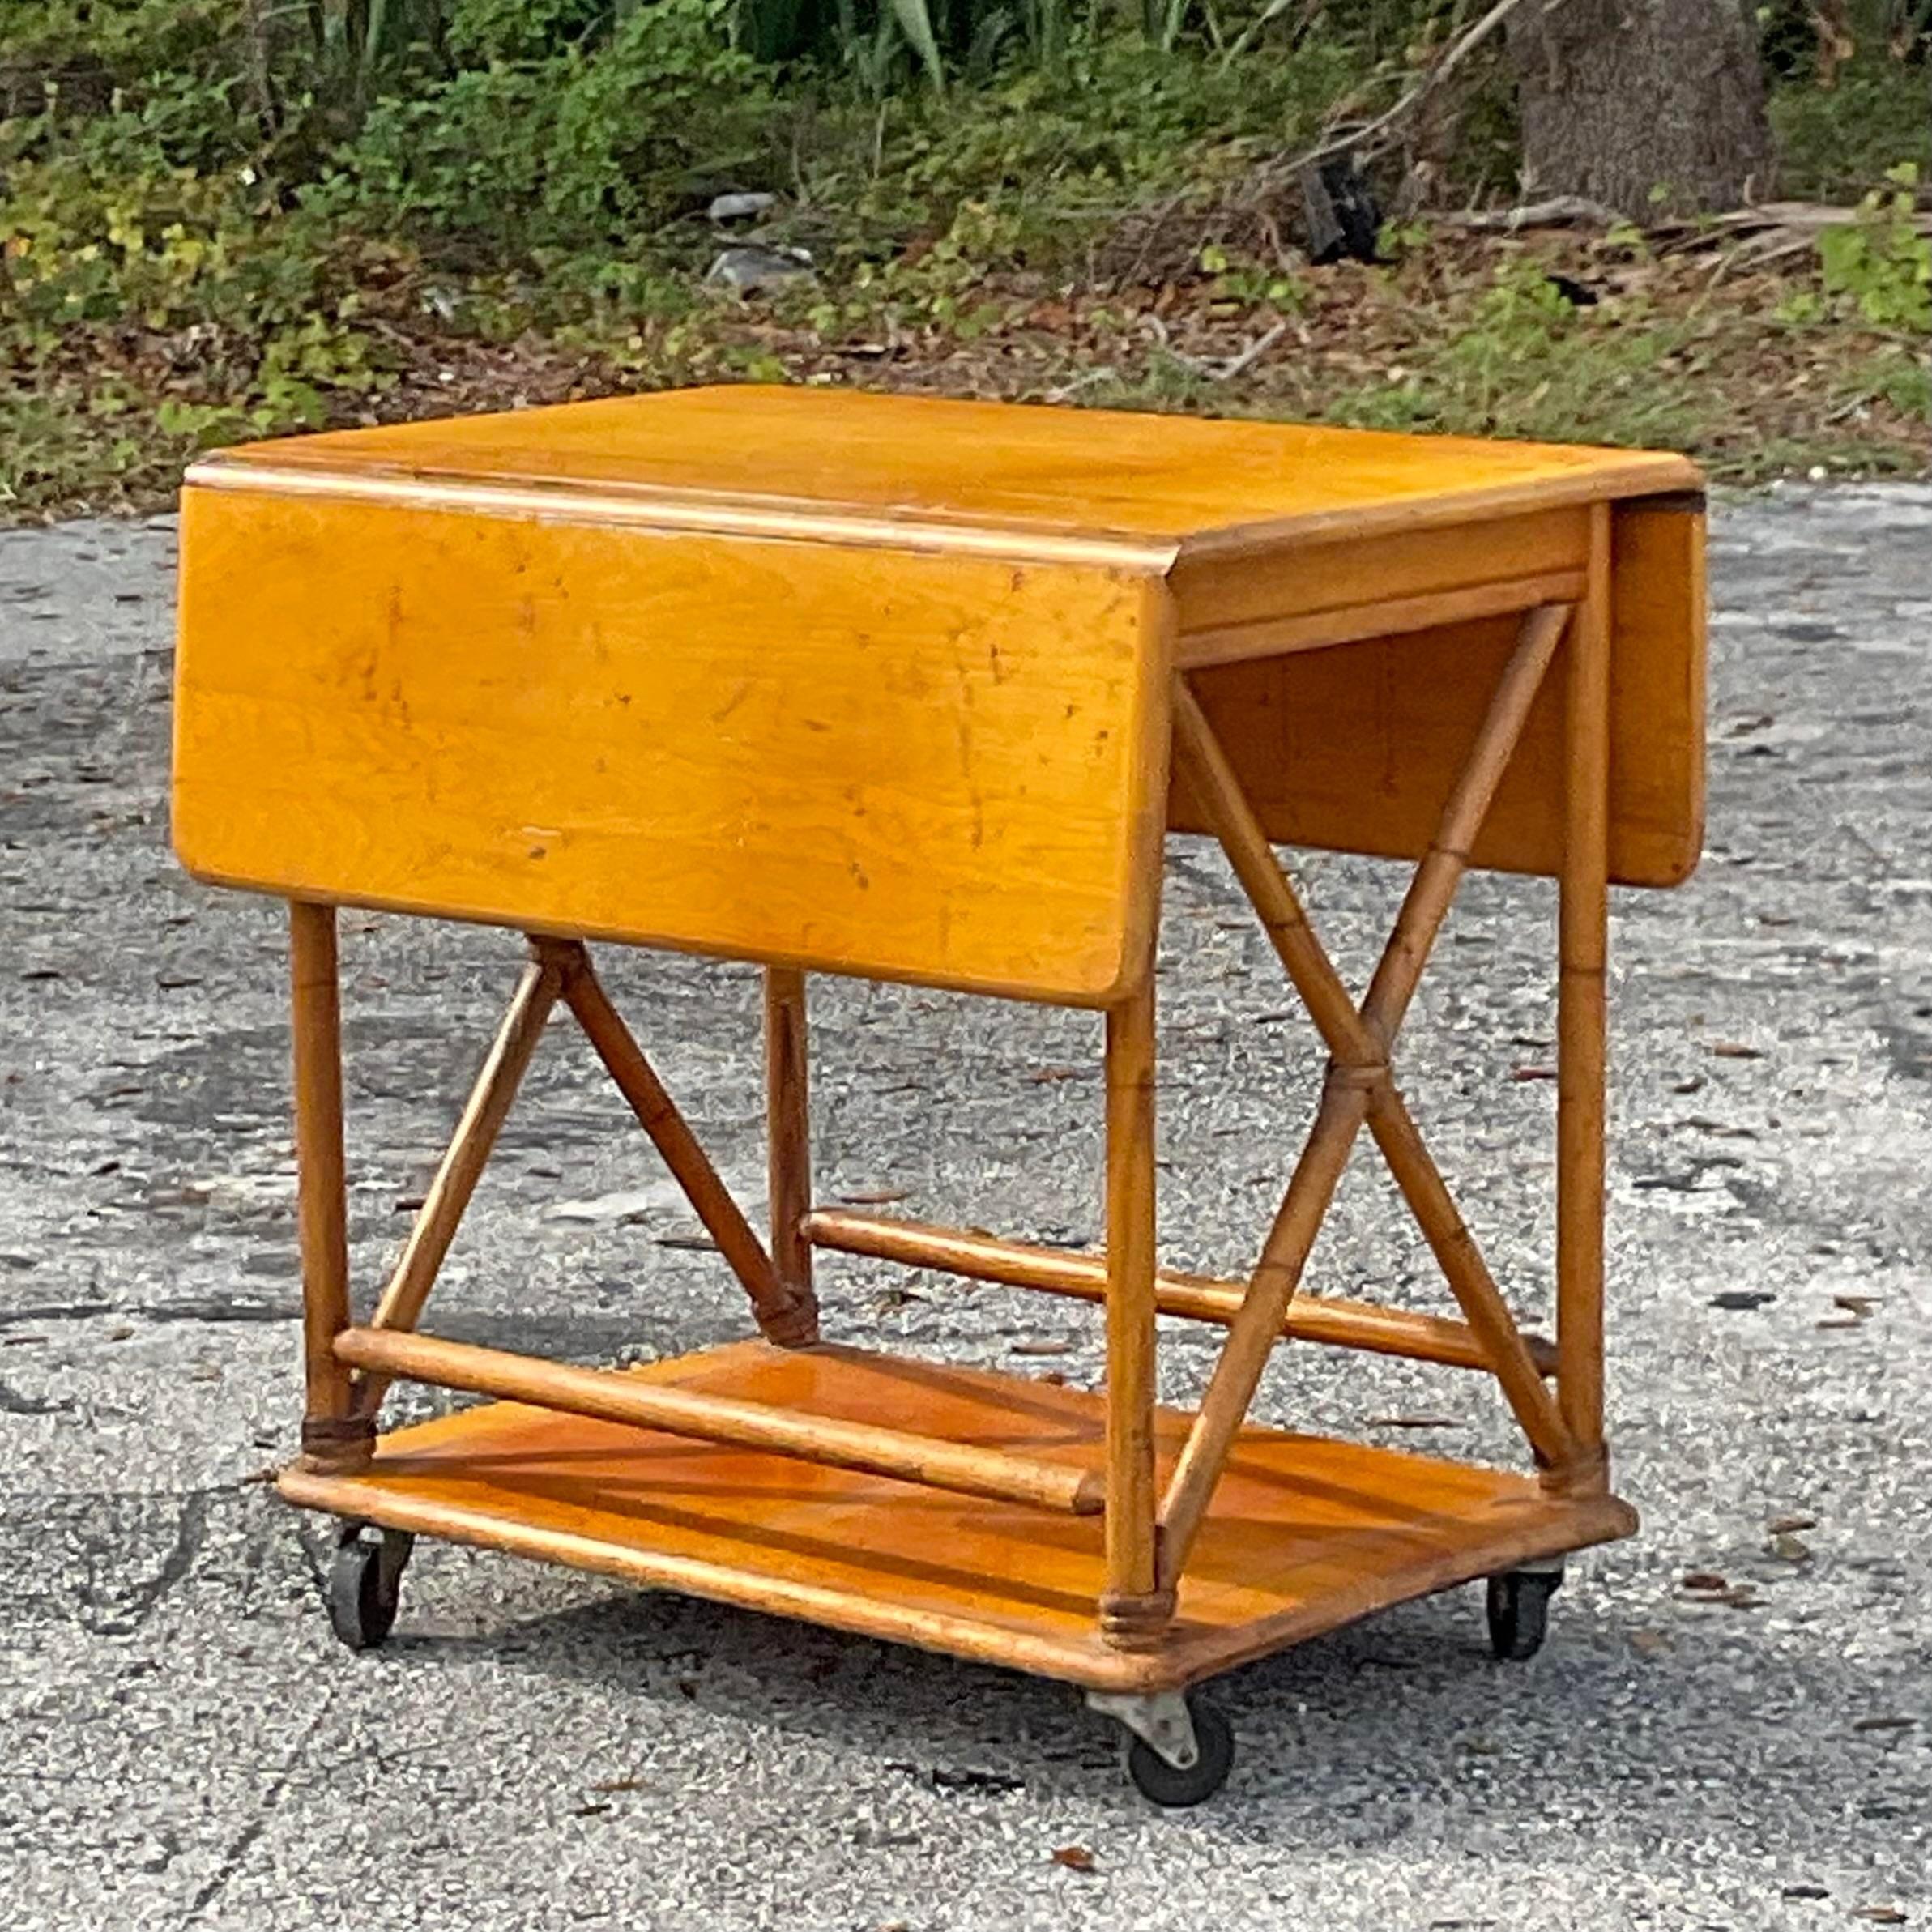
<box><xmin>1817</xmin><ymin>164</ymin><xmax>1931</xmax><ymax>330</ymax></box>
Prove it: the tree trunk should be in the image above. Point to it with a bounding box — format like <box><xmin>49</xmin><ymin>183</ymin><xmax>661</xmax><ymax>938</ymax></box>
<box><xmin>1507</xmin><ymin>0</ymin><xmax>1776</xmax><ymax>220</ymax></box>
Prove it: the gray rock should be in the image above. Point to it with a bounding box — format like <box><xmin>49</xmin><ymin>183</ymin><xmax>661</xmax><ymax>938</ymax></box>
<box><xmin>706</xmin><ymin>191</ymin><xmax>778</xmax><ymax>224</ymax></box>
<box><xmin>705</xmin><ymin>243</ymin><xmax>815</xmax><ymax>296</ymax></box>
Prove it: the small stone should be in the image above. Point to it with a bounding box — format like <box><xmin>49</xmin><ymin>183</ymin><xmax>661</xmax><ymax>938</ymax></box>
<box><xmin>1768</xmin><ymin>1514</ymin><xmax>1817</xmax><ymax>1534</ymax></box>
<box><xmin>706</xmin><ymin>245</ymin><xmax>815</xmax><ymax>295</ymax></box>
<box><xmin>1710</xmin><ymin>1290</ymin><xmax>1776</xmax><ymax>1311</ymax></box>
<box><xmin>1768</xmin><ymin>1532</ymin><xmax>1812</xmax><ymax>1563</ymax></box>
<box><xmin>707</xmin><ymin>190</ymin><xmax>777</xmax><ymax>222</ymax></box>
<box><xmin>1051</xmin><ymin>1845</ymin><xmax>1097</xmax><ymax>1873</ymax></box>
<box><xmin>1681</xmin><ymin>1572</ymin><xmax>1729</xmax><ymax>1593</ymax></box>
<box><xmin>548</xmin><ymin>1186</ymin><xmax>682</xmax><ymax>1224</ymax></box>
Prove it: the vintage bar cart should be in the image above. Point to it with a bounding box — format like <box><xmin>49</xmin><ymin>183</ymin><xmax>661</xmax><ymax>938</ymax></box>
<box><xmin>172</xmin><ymin>387</ymin><xmax>1704</xmax><ymax>1803</ymax></box>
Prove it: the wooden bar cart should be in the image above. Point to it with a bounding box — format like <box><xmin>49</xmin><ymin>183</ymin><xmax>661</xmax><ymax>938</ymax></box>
<box><xmin>172</xmin><ymin>388</ymin><xmax>1705</xmax><ymax>1804</ymax></box>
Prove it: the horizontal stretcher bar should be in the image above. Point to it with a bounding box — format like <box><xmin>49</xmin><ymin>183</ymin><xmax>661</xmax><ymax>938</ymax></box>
<box><xmin>802</xmin><ymin>1210</ymin><xmax>1557</xmax><ymax>1378</ymax></box>
<box><xmin>334</xmin><ymin>1328</ymin><xmax>1105</xmax><ymax>1516</ymax></box>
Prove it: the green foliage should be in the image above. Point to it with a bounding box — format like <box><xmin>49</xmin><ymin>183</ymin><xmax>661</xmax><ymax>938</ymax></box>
<box><xmin>324</xmin><ymin>0</ymin><xmax>774</xmax><ymax>259</ymax></box>
<box><xmin>2</xmin><ymin>0</ymin><xmax>1927</xmax><ymax>514</ymax></box>
<box><xmin>1329</xmin><ymin>258</ymin><xmax>1716</xmax><ymax>451</ymax></box>
<box><xmin>1842</xmin><ymin>343</ymin><xmax>1932</xmax><ymax>419</ymax></box>
<box><xmin>1198</xmin><ymin>242</ymin><xmax>1307</xmax><ymax>306</ymax></box>
<box><xmin>1770</xmin><ymin>59</ymin><xmax>1932</xmax><ymax>200</ymax></box>
<box><xmin>1817</xmin><ymin>165</ymin><xmax>1931</xmax><ymax>331</ymax></box>
<box><xmin>0</xmin><ymin>0</ymin><xmax>245</xmax><ymax>97</ymax></box>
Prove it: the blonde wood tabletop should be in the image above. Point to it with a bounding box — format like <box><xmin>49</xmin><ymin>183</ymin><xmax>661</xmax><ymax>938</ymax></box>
<box><xmin>190</xmin><ymin>384</ymin><xmax>1701</xmax><ymax>563</ymax></box>
<box><xmin>175</xmin><ymin>386</ymin><xmax>1705</xmax><ymax>1000</ymax></box>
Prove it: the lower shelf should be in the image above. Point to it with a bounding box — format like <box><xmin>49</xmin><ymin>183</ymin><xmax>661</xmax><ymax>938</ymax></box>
<box><xmin>280</xmin><ymin>1339</ymin><xmax>1636</xmax><ymax>1692</ymax></box>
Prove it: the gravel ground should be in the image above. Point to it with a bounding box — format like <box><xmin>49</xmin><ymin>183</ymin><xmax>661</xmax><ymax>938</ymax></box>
<box><xmin>2</xmin><ymin>484</ymin><xmax>1928</xmax><ymax>1930</ymax></box>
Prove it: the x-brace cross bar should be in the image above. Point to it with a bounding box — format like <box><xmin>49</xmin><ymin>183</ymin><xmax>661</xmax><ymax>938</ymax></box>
<box><xmin>335</xmin><ymin>937</ymin><xmax>818</xmax><ymax>1428</ymax></box>
<box><xmin>1155</xmin><ymin>602</ymin><xmax>1584</xmax><ymax>1589</ymax></box>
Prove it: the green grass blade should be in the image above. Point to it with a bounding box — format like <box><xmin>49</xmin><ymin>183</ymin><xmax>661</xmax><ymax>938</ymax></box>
<box><xmin>888</xmin><ymin>0</ymin><xmax>949</xmax><ymax>87</ymax></box>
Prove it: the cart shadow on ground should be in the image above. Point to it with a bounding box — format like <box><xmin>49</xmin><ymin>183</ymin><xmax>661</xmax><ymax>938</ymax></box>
<box><xmin>286</xmin><ymin>1500</ymin><xmax>1915</xmax><ymax>1858</ymax></box>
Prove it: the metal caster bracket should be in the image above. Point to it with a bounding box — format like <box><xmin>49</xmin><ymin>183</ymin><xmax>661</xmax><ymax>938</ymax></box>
<box><xmin>1085</xmin><ymin>1689</ymin><xmax>1200</xmax><ymax>1770</ymax></box>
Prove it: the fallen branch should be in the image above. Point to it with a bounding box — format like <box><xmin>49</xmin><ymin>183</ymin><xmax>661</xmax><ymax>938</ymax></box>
<box><xmin>1649</xmin><ymin>198</ymin><xmax>1932</xmax><ymax>258</ymax></box>
<box><xmin>1140</xmin><ymin>313</ymin><xmax>1290</xmax><ymax>382</ymax></box>
<box><xmin>1701</xmin><ymin>199</ymin><xmax>1932</xmax><ymax>238</ymax></box>
<box><xmin>1444</xmin><ymin>195</ymin><xmax>1627</xmax><ymax>232</ymax></box>
<box><xmin>1217</xmin><ymin>320</ymin><xmax>1291</xmax><ymax>382</ymax></box>
<box><xmin>1442</xmin><ymin>194</ymin><xmax>1932</xmax><ymax>247</ymax></box>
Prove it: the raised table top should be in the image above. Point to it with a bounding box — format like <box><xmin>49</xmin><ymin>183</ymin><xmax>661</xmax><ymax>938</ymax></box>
<box><xmin>174</xmin><ymin>388</ymin><xmax>1706</xmax><ymax>1004</ymax></box>
<box><xmin>190</xmin><ymin>384</ymin><xmax>1700</xmax><ymax>564</ymax></box>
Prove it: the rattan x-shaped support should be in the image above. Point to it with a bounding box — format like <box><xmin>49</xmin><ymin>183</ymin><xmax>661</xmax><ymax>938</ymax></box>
<box><xmin>345</xmin><ymin>940</ymin><xmax>819</xmax><ymax>1423</ymax></box>
<box><xmin>1154</xmin><ymin>604</ymin><xmax>1582</xmax><ymax>1591</ymax></box>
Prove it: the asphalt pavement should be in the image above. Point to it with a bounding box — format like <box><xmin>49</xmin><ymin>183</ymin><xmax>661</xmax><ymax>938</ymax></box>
<box><xmin>1</xmin><ymin>483</ymin><xmax>1927</xmax><ymax>1930</ymax></box>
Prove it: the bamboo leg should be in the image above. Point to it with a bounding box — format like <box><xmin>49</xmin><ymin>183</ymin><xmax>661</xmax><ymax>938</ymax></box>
<box><xmin>355</xmin><ymin>953</ymin><xmax>562</xmax><ymax>1414</ymax></box>
<box><xmin>558</xmin><ymin>945</ymin><xmax>815</xmax><ymax>1346</ymax></box>
<box><xmin>1555</xmin><ymin>506</ymin><xmax>1613</xmax><ymax>1493</ymax></box>
<box><xmin>763</xmin><ymin>967</ymin><xmax>821</xmax><ymax>1346</ymax></box>
<box><xmin>289</xmin><ymin>902</ymin><xmax>369</xmax><ymax>1470</ymax></box>
<box><xmin>1100</xmin><ymin>979</ymin><xmax>1168</xmax><ymax>1646</ymax></box>
<box><xmin>1173</xmin><ymin>607</ymin><xmax>1570</xmax><ymax>1064</ymax></box>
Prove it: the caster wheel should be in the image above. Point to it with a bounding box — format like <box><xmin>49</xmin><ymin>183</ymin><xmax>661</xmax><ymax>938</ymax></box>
<box><xmin>1125</xmin><ymin>1699</ymin><xmax>1235</xmax><ymax>1808</ymax></box>
<box><xmin>326</xmin><ymin>1525</ymin><xmax>413</xmax><ymax>1652</ymax></box>
<box><xmin>1486</xmin><ymin>1565</ymin><xmax>1562</xmax><ymax>1661</ymax></box>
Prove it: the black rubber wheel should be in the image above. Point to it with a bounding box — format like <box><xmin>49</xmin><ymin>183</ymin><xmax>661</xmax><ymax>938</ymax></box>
<box><xmin>1486</xmin><ymin>1567</ymin><xmax>1562</xmax><ymax>1661</ymax></box>
<box><xmin>1125</xmin><ymin>1700</ymin><xmax>1235</xmax><ymax>1808</ymax></box>
<box><xmin>326</xmin><ymin>1526</ymin><xmax>412</xmax><ymax>1652</ymax></box>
